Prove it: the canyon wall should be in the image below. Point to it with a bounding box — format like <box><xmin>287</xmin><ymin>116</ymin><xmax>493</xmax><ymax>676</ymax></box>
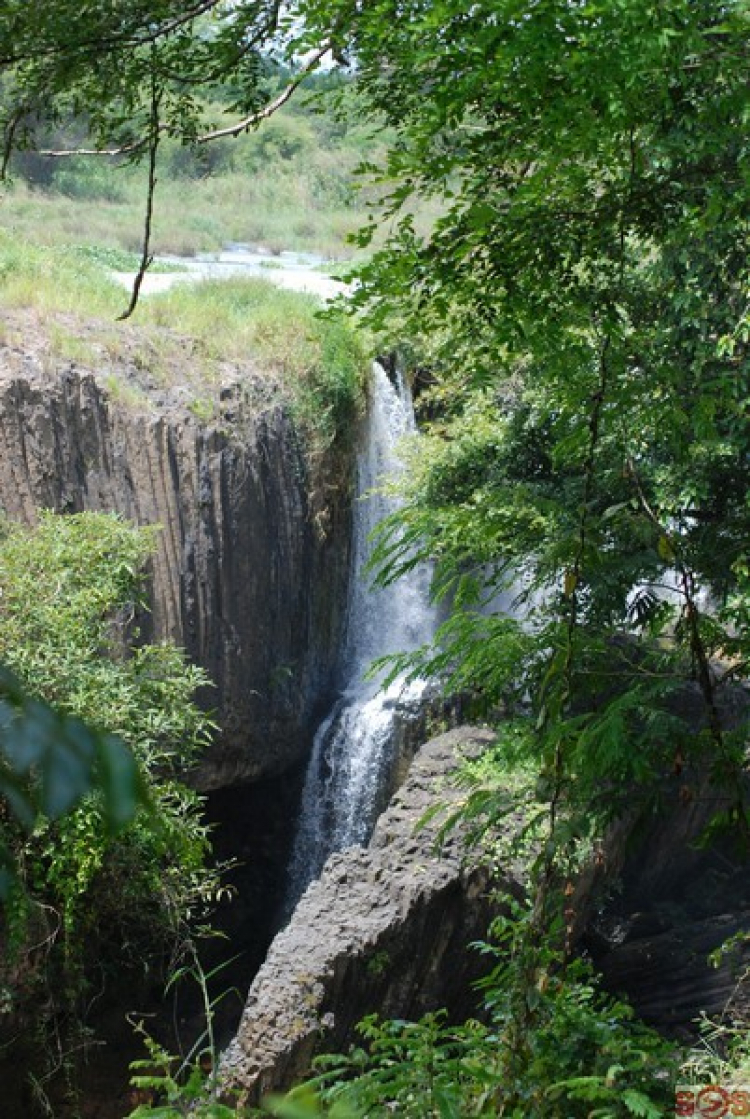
<box><xmin>0</xmin><ymin>330</ymin><xmax>353</xmax><ymax>787</ymax></box>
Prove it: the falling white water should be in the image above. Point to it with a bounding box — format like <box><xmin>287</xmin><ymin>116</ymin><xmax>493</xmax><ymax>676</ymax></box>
<box><xmin>285</xmin><ymin>363</ymin><xmax>435</xmax><ymax>909</ymax></box>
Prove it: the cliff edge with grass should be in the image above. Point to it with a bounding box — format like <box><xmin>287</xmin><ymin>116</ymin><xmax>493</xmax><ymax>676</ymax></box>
<box><xmin>0</xmin><ymin>284</ymin><xmax>366</xmax><ymax>787</ymax></box>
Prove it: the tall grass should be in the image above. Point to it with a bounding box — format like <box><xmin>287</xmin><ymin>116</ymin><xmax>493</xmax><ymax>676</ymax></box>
<box><xmin>2</xmin><ymin>99</ymin><xmax>443</xmax><ymax>260</ymax></box>
<box><xmin>0</xmin><ymin>235</ymin><xmax>125</xmax><ymax>317</ymax></box>
<box><xmin>3</xmin><ymin>107</ymin><xmax>374</xmax><ymax>259</ymax></box>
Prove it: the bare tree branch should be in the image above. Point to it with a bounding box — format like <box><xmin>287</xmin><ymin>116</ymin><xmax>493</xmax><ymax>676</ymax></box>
<box><xmin>117</xmin><ymin>69</ymin><xmax>162</xmax><ymax>321</ymax></box>
<box><xmin>197</xmin><ymin>43</ymin><xmax>331</xmax><ymax>142</ymax></box>
<box><xmin>39</xmin><ymin>134</ymin><xmax>159</xmax><ymax>158</ymax></box>
<box><xmin>37</xmin><ymin>43</ymin><xmax>332</xmax><ymax>158</ymax></box>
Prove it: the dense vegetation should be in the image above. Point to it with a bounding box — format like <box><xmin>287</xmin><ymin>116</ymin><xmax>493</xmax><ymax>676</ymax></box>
<box><xmin>2</xmin><ymin>71</ymin><xmax>418</xmax><ymax>260</ymax></box>
<box><xmin>1</xmin><ymin>0</ymin><xmax>749</xmax><ymax>1116</ymax></box>
<box><xmin>0</xmin><ymin>512</ymin><xmax>219</xmax><ymax>1110</ymax></box>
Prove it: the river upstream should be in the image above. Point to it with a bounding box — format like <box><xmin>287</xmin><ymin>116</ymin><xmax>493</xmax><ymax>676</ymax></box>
<box><xmin>112</xmin><ymin>243</ymin><xmax>347</xmax><ymax>301</ymax></box>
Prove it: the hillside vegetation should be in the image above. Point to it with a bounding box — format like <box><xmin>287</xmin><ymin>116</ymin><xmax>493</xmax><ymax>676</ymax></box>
<box><xmin>2</xmin><ymin>78</ymin><xmax>436</xmax><ymax>261</ymax></box>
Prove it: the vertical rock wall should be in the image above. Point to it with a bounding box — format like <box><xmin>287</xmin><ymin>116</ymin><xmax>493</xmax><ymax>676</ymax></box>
<box><xmin>0</xmin><ymin>359</ymin><xmax>353</xmax><ymax>786</ymax></box>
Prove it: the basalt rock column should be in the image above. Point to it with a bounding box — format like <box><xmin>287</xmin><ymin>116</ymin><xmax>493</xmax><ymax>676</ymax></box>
<box><xmin>220</xmin><ymin>727</ymin><xmax>518</xmax><ymax>1106</ymax></box>
<box><xmin>0</xmin><ymin>336</ymin><xmax>353</xmax><ymax>787</ymax></box>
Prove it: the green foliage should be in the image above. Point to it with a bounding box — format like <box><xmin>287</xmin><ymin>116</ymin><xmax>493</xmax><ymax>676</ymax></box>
<box><xmin>0</xmin><ymin>511</ymin><xmax>218</xmax><ymax>1033</ymax></box>
<box><xmin>292</xmin><ymin>2</ymin><xmax>749</xmax><ymax>1109</ymax></box>
<box><xmin>268</xmin><ymin>906</ymin><xmax>675</xmax><ymax>1119</ymax></box>
<box><xmin>53</xmin><ymin>156</ymin><xmax>132</xmax><ymax>202</ymax></box>
<box><xmin>0</xmin><ymin>667</ymin><xmax>146</xmax><ymax>896</ymax></box>
<box><xmin>2</xmin><ymin>64</ymin><xmax>395</xmax><ymax>262</ymax></box>
<box><xmin>0</xmin><ymin>227</ymin><xmax>127</xmax><ymax>315</ymax></box>
<box><xmin>130</xmin><ymin>1029</ymin><xmax>236</xmax><ymax>1119</ymax></box>
<box><xmin>681</xmin><ymin>1009</ymin><xmax>750</xmax><ymax>1089</ymax></box>
<box><xmin>337</xmin><ymin>0</ymin><xmax>750</xmax><ymax>851</ymax></box>
<box><xmin>0</xmin><ymin>3</ymin><xmax>282</xmax><ymax>167</ymax></box>
<box><xmin>127</xmin><ymin>946</ymin><xmax>242</xmax><ymax>1119</ymax></box>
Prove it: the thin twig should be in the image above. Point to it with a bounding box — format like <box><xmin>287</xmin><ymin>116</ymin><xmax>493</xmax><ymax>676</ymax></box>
<box><xmin>1</xmin><ymin>109</ymin><xmax>23</xmax><ymax>178</ymax></box>
<box><xmin>117</xmin><ymin>66</ymin><xmax>161</xmax><ymax>321</ymax></box>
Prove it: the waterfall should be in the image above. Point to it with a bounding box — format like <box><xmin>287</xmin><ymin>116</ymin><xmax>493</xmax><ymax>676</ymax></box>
<box><xmin>285</xmin><ymin>363</ymin><xmax>435</xmax><ymax>910</ymax></box>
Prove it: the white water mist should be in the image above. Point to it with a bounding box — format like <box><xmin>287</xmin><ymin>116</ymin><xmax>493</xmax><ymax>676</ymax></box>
<box><xmin>285</xmin><ymin>363</ymin><xmax>435</xmax><ymax>909</ymax></box>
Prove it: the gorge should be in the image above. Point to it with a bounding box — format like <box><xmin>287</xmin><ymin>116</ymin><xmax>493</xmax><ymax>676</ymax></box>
<box><xmin>0</xmin><ymin>306</ymin><xmax>353</xmax><ymax>790</ymax></box>
<box><xmin>0</xmin><ymin>2</ymin><xmax>748</xmax><ymax>1114</ymax></box>
<box><xmin>0</xmin><ymin>299</ymin><xmax>458</xmax><ymax>1115</ymax></box>
<box><xmin>0</xmin><ymin>264</ymin><xmax>747</xmax><ymax>1117</ymax></box>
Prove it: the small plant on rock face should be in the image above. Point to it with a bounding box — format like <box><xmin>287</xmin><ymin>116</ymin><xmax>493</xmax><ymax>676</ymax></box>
<box><xmin>188</xmin><ymin>396</ymin><xmax>218</xmax><ymax>424</ymax></box>
<box><xmin>104</xmin><ymin>372</ymin><xmax>152</xmax><ymax>409</ymax></box>
<box><xmin>127</xmin><ymin>945</ymin><xmax>244</xmax><ymax>1119</ymax></box>
<box><xmin>364</xmin><ymin>950</ymin><xmax>390</xmax><ymax>979</ymax></box>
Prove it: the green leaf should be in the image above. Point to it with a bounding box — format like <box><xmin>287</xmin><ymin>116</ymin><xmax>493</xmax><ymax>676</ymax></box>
<box><xmin>657</xmin><ymin>535</ymin><xmax>674</xmax><ymax>562</ymax></box>
<box><xmin>622</xmin><ymin>1087</ymin><xmax>664</xmax><ymax>1117</ymax></box>
<box><xmin>97</xmin><ymin>732</ymin><xmax>146</xmax><ymax>833</ymax></box>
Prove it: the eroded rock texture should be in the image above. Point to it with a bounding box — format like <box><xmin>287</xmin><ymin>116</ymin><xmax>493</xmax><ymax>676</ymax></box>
<box><xmin>0</xmin><ymin>335</ymin><xmax>352</xmax><ymax>786</ymax></box>
<box><xmin>219</xmin><ymin>726</ymin><xmax>517</xmax><ymax>1106</ymax></box>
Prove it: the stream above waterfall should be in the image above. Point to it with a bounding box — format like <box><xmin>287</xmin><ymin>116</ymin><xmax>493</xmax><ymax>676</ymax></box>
<box><xmin>285</xmin><ymin>362</ymin><xmax>437</xmax><ymax>910</ymax></box>
<box><xmin>111</xmin><ymin>243</ymin><xmax>348</xmax><ymax>300</ymax></box>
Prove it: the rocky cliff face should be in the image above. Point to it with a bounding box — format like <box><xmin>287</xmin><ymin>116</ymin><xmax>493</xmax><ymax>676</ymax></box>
<box><xmin>219</xmin><ymin>726</ymin><xmax>519</xmax><ymax>1106</ymax></box>
<box><xmin>0</xmin><ymin>316</ymin><xmax>353</xmax><ymax>786</ymax></box>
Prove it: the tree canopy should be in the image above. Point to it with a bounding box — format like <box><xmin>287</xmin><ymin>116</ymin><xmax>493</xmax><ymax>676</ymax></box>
<box><xmin>351</xmin><ymin>0</ymin><xmax>750</xmax><ymax>837</ymax></box>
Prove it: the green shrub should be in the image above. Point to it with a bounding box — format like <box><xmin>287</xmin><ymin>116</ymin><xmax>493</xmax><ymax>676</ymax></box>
<box><xmin>0</xmin><ymin>511</ymin><xmax>218</xmax><ymax>1008</ymax></box>
<box><xmin>272</xmin><ymin>906</ymin><xmax>677</xmax><ymax>1119</ymax></box>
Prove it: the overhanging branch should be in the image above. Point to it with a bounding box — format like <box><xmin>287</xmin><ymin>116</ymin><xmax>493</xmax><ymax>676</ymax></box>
<box><xmin>36</xmin><ymin>43</ymin><xmax>332</xmax><ymax>159</ymax></box>
<box><xmin>38</xmin><ymin>134</ymin><xmax>157</xmax><ymax>158</ymax></box>
<box><xmin>197</xmin><ymin>43</ymin><xmax>331</xmax><ymax>142</ymax></box>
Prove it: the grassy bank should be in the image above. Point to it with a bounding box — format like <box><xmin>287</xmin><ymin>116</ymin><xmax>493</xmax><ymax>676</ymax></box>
<box><xmin>0</xmin><ymin>87</ymin><xmax>395</xmax><ymax>445</ymax></box>
<box><xmin>1</xmin><ymin>165</ymin><xmax>369</xmax><ymax>260</ymax></box>
<box><xmin>0</xmin><ymin>232</ymin><xmax>367</xmax><ymax>448</ymax></box>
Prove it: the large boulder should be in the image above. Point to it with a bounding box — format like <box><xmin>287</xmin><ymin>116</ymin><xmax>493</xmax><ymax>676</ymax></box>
<box><xmin>219</xmin><ymin>726</ymin><xmax>519</xmax><ymax>1106</ymax></box>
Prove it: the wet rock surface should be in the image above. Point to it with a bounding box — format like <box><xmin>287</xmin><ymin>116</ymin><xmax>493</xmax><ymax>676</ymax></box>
<box><xmin>582</xmin><ymin>684</ymin><xmax>750</xmax><ymax>1034</ymax></box>
<box><xmin>593</xmin><ymin>910</ymin><xmax>750</xmax><ymax>1032</ymax></box>
<box><xmin>219</xmin><ymin>725</ymin><xmax>518</xmax><ymax>1106</ymax></box>
<box><xmin>586</xmin><ymin>809</ymin><xmax>750</xmax><ymax>1035</ymax></box>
